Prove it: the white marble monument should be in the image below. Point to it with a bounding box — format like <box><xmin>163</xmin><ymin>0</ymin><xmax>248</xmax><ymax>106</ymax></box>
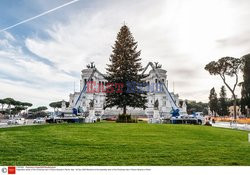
<box><xmin>64</xmin><ymin>64</ymin><xmax>187</xmax><ymax>118</ymax></box>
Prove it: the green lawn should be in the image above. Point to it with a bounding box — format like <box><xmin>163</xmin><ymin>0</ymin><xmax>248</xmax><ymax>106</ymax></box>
<box><xmin>0</xmin><ymin>123</ymin><xmax>249</xmax><ymax>166</ymax></box>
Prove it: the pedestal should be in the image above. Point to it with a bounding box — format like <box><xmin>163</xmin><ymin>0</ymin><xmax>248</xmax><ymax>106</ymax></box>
<box><xmin>85</xmin><ymin>110</ymin><xmax>97</xmax><ymax>123</ymax></box>
<box><xmin>153</xmin><ymin>110</ymin><xmax>160</xmax><ymax>118</ymax></box>
<box><xmin>148</xmin><ymin>110</ymin><xmax>162</xmax><ymax>124</ymax></box>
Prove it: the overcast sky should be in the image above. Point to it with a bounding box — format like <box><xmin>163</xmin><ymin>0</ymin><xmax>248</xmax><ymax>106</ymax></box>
<box><xmin>0</xmin><ymin>0</ymin><xmax>250</xmax><ymax>107</ymax></box>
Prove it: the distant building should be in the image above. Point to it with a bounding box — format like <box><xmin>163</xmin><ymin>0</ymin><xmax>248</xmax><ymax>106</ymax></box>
<box><xmin>0</xmin><ymin>112</ymin><xmax>4</xmax><ymax>119</ymax></box>
<box><xmin>228</xmin><ymin>105</ymin><xmax>242</xmax><ymax>117</ymax></box>
<box><xmin>0</xmin><ymin>108</ymin><xmax>6</xmax><ymax>114</ymax></box>
<box><xmin>65</xmin><ymin>66</ymin><xmax>187</xmax><ymax>117</ymax></box>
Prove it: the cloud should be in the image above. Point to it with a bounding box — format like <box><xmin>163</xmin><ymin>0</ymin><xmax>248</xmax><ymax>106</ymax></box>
<box><xmin>1</xmin><ymin>0</ymin><xmax>250</xmax><ymax>106</ymax></box>
<box><xmin>0</xmin><ymin>0</ymin><xmax>80</xmax><ymax>32</ymax></box>
<box><xmin>216</xmin><ymin>30</ymin><xmax>250</xmax><ymax>49</ymax></box>
<box><xmin>0</xmin><ymin>78</ymin><xmax>68</xmax><ymax>107</ymax></box>
<box><xmin>24</xmin><ymin>0</ymin><xmax>176</xmax><ymax>73</ymax></box>
<box><xmin>25</xmin><ymin>0</ymin><xmax>249</xmax><ymax>102</ymax></box>
<box><xmin>171</xmin><ymin>68</ymin><xmax>198</xmax><ymax>77</ymax></box>
<box><xmin>0</xmin><ymin>31</ymin><xmax>77</xmax><ymax>107</ymax></box>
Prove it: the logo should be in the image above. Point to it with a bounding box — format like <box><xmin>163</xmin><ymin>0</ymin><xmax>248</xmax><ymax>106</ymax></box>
<box><xmin>8</xmin><ymin>167</ymin><xmax>16</xmax><ymax>174</ymax></box>
<box><xmin>86</xmin><ymin>81</ymin><xmax>164</xmax><ymax>93</ymax></box>
<box><xmin>1</xmin><ymin>167</ymin><xmax>7</xmax><ymax>173</ymax></box>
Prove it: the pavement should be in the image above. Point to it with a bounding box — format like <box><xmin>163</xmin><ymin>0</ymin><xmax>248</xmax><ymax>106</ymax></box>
<box><xmin>1</xmin><ymin>120</ymin><xmax>250</xmax><ymax>131</ymax></box>
<box><xmin>212</xmin><ymin>122</ymin><xmax>250</xmax><ymax>131</ymax></box>
<box><xmin>0</xmin><ymin>119</ymin><xmax>38</xmax><ymax>128</ymax></box>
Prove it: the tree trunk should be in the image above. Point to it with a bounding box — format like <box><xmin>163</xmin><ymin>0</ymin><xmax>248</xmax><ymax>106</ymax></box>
<box><xmin>8</xmin><ymin>104</ymin><xmax>12</xmax><ymax>119</ymax></box>
<box><xmin>246</xmin><ymin>107</ymin><xmax>250</xmax><ymax>117</ymax></box>
<box><xmin>233</xmin><ymin>94</ymin><xmax>237</xmax><ymax>120</ymax></box>
<box><xmin>123</xmin><ymin>106</ymin><xmax>126</xmax><ymax>115</ymax></box>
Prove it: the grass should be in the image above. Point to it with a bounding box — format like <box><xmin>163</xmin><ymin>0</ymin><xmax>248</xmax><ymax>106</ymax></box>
<box><xmin>0</xmin><ymin>123</ymin><xmax>249</xmax><ymax>166</ymax></box>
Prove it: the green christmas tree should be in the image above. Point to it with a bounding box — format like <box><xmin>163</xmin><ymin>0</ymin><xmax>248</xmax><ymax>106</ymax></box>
<box><xmin>105</xmin><ymin>25</ymin><xmax>147</xmax><ymax>115</ymax></box>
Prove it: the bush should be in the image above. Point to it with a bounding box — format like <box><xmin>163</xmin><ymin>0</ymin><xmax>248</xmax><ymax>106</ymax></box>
<box><xmin>116</xmin><ymin>114</ymin><xmax>137</xmax><ymax>123</ymax></box>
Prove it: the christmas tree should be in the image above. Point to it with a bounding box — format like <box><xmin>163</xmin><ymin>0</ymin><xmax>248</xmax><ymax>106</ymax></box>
<box><xmin>105</xmin><ymin>25</ymin><xmax>147</xmax><ymax>115</ymax></box>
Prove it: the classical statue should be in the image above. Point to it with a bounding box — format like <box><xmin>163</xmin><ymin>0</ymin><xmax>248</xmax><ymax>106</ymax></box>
<box><xmin>154</xmin><ymin>62</ymin><xmax>162</xmax><ymax>69</ymax></box>
<box><xmin>89</xmin><ymin>99</ymin><xmax>94</xmax><ymax>110</ymax></box>
<box><xmin>90</xmin><ymin>62</ymin><xmax>95</xmax><ymax>68</ymax></box>
<box><xmin>154</xmin><ymin>99</ymin><xmax>159</xmax><ymax>110</ymax></box>
<box><xmin>86</xmin><ymin>62</ymin><xmax>95</xmax><ymax>69</ymax></box>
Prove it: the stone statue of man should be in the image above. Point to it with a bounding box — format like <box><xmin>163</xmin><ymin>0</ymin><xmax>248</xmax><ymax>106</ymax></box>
<box><xmin>89</xmin><ymin>99</ymin><xmax>94</xmax><ymax>110</ymax></box>
<box><xmin>154</xmin><ymin>99</ymin><xmax>159</xmax><ymax>110</ymax></box>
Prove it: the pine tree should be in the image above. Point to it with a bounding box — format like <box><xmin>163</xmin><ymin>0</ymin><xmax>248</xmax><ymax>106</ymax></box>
<box><xmin>205</xmin><ymin>57</ymin><xmax>242</xmax><ymax>119</ymax></box>
<box><xmin>218</xmin><ymin>86</ymin><xmax>229</xmax><ymax>116</ymax></box>
<box><xmin>105</xmin><ymin>25</ymin><xmax>147</xmax><ymax>114</ymax></box>
<box><xmin>209</xmin><ymin>87</ymin><xmax>219</xmax><ymax>116</ymax></box>
<box><xmin>241</xmin><ymin>54</ymin><xmax>250</xmax><ymax>117</ymax></box>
